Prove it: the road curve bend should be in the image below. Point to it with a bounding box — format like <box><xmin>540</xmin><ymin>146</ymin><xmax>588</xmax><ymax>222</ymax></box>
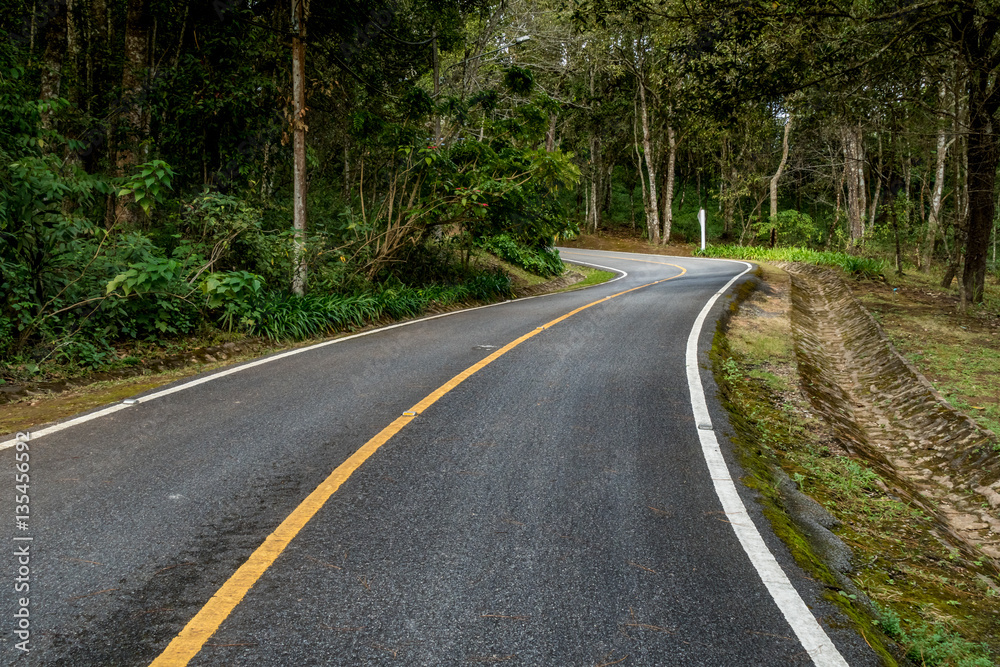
<box><xmin>1</xmin><ymin>249</ymin><xmax>879</xmax><ymax>666</ymax></box>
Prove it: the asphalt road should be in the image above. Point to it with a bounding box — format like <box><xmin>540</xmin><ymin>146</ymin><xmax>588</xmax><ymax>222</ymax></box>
<box><xmin>1</xmin><ymin>249</ymin><xmax>880</xmax><ymax>666</ymax></box>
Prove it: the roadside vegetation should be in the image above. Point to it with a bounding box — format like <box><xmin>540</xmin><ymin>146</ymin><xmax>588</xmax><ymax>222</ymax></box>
<box><xmin>696</xmin><ymin>244</ymin><xmax>887</xmax><ymax>280</ymax></box>
<box><xmin>713</xmin><ymin>266</ymin><xmax>1000</xmax><ymax>667</ymax></box>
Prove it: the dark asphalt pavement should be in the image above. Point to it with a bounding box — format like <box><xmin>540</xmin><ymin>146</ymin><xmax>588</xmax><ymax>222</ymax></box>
<box><xmin>1</xmin><ymin>249</ymin><xmax>880</xmax><ymax>665</ymax></box>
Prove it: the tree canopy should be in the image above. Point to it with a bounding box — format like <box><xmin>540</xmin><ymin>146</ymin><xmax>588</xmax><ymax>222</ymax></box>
<box><xmin>1</xmin><ymin>0</ymin><xmax>998</xmax><ymax>368</ymax></box>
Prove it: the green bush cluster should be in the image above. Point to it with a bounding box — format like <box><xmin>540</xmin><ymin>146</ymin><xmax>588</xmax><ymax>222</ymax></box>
<box><xmin>236</xmin><ymin>271</ymin><xmax>513</xmax><ymax>342</ymax></box>
<box><xmin>477</xmin><ymin>234</ymin><xmax>564</xmax><ymax>277</ymax></box>
<box><xmin>695</xmin><ymin>244</ymin><xmax>886</xmax><ymax>279</ymax></box>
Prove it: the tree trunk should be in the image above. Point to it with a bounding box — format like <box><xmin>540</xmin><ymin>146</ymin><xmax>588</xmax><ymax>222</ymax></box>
<box><xmin>858</xmin><ymin>128</ymin><xmax>868</xmax><ymax>237</ymax></box>
<box><xmin>842</xmin><ymin>126</ymin><xmax>865</xmax><ymax>245</ymax></box>
<box><xmin>64</xmin><ymin>0</ymin><xmax>82</xmax><ymax>108</ymax></box>
<box><xmin>661</xmin><ymin>125</ymin><xmax>677</xmax><ymax>244</ymax></box>
<box><xmin>829</xmin><ymin>164</ymin><xmax>846</xmax><ymax>248</ymax></box>
<box><xmin>867</xmin><ymin>132</ymin><xmax>882</xmax><ymax>232</ymax></box>
<box><xmin>638</xmin><ymin>82</ymin><xmax>659</xmax><ymax>244</ymax></box>
<box><xmin>112</xmin><ymin>0</ymin><xmax>151</xmax><ymax>227</ymax></box>
<box><xmin>291</xmin><ymin>0</ymin><xmax>309</xmax><ymax>295</ymax></box>
<box><xmin>770</xmin><ymin>114</ymin><xmax>793</xmax><ymax>220</ymax></box>
<box><xmin>922</xmin><ymin>89</ymin><xmax>951</xmax><ymax>272</ymax></box>
<box><xmin>589</xmin><ymin>134</ymin><xmax>601</xmax><ymax>232</ymax></box>
<box><xmin>720</xmin><ymin>136</ymin><xmax>735</xmax><ymax>237</ymax></box>
<box><xmin>545</xmin><ymin>113</ymin><xmax>557</xmax><ymax>152</ymax></box>
<box><xmin>590</xmin><ymin>176</ymin><xmax>599</xmax><ymax>233</ymax></box>
<box><xmin>962</xmin><ymin>88</ymin><xmax>999</xmax><ymax>305</ymax></box>
<box><xmin>603</xmin><ymin>162</ymin><xmax>613</xmax><ymax>213</ymax></box>
<box><xmin>38</xmin><ymin>0</ymin><xmax>66</xmax><ymax>132</ymax></box>
<box><xmin>696</xmin><ymin>163</ymin><xmax>702</xmax><ymax>209</ymax></box>
<box><xmin>84</xmin><ymin>0</ymin><xmax>110</xmax><ymax>169</ymax></box>
<box><xmin>629</xmin><ymin>189</ymin><xmax>636</xmax><ymax>229</ymax></box>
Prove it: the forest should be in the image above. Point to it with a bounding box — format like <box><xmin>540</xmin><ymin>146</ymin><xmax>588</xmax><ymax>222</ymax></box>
<box><xmin>2</xmin><ymin>0</ymin><xmax>999</xmax><ymax>376</ymax></box>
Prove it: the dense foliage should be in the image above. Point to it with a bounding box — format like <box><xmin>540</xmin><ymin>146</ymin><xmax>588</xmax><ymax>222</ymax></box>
<box><xmin>2</xmin><ymin>0</ymin><xmax>999</xmax><ymax>376</ymax></box>
<box><xmin>0</xmin><ymin>0</ymin><xmax>581</xmax><ymax>374</ymax></box>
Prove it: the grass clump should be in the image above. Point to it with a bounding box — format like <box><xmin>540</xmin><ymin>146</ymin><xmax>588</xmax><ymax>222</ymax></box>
<box><xmin>876</xmin><ymin>607</ymin><xmax>994</xmax><ymax>667</ymax></box>
<box><xmin>246</xmin><ymin>271</ymin><xmax>514</xmax><ymax>342</ymax></box>
<box><xmin>696</xmin><ymin>244</ymin><xmax>886</xmax><ymax>279</ymax></box>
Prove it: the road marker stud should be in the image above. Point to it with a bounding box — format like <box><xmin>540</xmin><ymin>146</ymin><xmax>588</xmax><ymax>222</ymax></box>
<box><xmin>149</xmin><ymin>262</ymin><xmax>687</xmax><ymax>667</ymax></box>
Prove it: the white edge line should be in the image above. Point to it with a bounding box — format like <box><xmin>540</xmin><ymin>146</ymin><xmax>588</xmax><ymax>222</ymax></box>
<box><xmin>685</xmin><ymin>261</ymin><xmax>850</xmax><ymax>667</ymax></box>
<box><xmin>0</xmin><ymin>262</ymin><xmax>627</xmax><ymax>451</ymax></box>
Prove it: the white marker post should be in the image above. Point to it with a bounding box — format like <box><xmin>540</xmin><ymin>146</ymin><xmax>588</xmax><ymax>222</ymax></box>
<box><xmin>698</xmin><ymin>209</ymin><xmax>707</xmax><ymax>250</ymax></box>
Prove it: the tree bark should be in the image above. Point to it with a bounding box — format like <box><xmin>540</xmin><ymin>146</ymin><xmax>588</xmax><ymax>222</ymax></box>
<box><xmin>545</xmin><ymin>113</ymin><xmax>557</xmax><ymax>152</ymax></box>
<box><xmin>922</xmin><ymin>87</ymin><xmax>951</xmax><ymax>272</ymax></box>
<box><xmin>589</xmin><ymin>134</ymin><xmax>601</xmax><ymax>232</ymax></box>
<box><xmin>770</xmin><ymin>114</ymin><xmax>793</xmax><ymax>220</ymax></box>
<box><xmin>638</xmin><ymin>81</ymin><xmax>659</xmax><ymax>244</ymax></box>
<box><xmin>38</xmin><ymin>0</ymin><xmax>66</xmax><ymax>132</ymax></box>
<box><xmin>65</xmin><ymin>0</ymin><xmax>82</xmax><ymax>108</ymax></box>
<box><xmin>867</xmin><ymin>133</ymin><xmax>883</xmax><ymax>232</ymax></box>
<box><xmin>661</xmin><ymin>125</ymin><xmax>676</xmax><ymax>244</ymax></box>
<box><xmin>962</xmin><ymin>89</ymin><xmax>998</xmax><ymax>304</ymax></box>
<box><xmin>842</xmin><ymin>126</ymin><xmax>866</xmax><ymax>245</ymax></box>
<box><xmin>720</xmin><ymin>135</ymin><xmax>735</xmax><ymax>237</ymax></box>
<box><xmin>858</xmin><ymin>127</ymin><xmax>867</xmax><ymax>237</ymax></box>
<box><xmin>944</xmin><ymin>77</ymin><xmax>970</xmax><ymax>292</ymax></box>
<box><xmin>113</xmin><ymin>0</ymin><xmax>151</xmax><ymax>227</ymax></box>
<box><xmin>291</xmin><ymin>0</ymin><xmax>309</xmax><ymax>295</ymax></box>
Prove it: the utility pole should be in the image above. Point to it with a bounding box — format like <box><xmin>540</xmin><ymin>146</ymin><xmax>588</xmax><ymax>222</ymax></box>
<box><xmin>291</xmin><ymin>0</ymin><xmax>308</xmax><ymax>295</ymax></box>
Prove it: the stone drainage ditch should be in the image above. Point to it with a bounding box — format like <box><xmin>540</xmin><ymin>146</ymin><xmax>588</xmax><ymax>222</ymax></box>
<box><xmin>780</xmin><ymin>263</ymin><xmax>1000</xmax><ymax>569</ymax></box>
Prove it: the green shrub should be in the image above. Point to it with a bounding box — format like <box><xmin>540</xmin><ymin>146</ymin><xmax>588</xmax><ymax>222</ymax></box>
<box><xmin>875</xmin><ymin>606</ymin><xmax>994</xmax><ymax>666</ymax></box>
<box><xmin>695</xmin><ymin>244</ymin><xmax>886</xmax><ymax>279</ymax></box>
<box><xmin>245</xmin><ymin>270</ymin><xmax>513</xmax><ymax>341</ymax></box>
<box><xmin>477</xmin><ymin>234</ymin><xmax>563</xmax><ymax>277</ymax></box>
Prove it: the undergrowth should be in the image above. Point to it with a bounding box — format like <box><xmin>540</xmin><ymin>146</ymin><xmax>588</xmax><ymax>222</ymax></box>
<box><xmin>246</xmin><ymin>271</ymin><xmax>514</xmax><ymax>342</ymax></box>
<box><xmin>696</xmin><ymin>244</ymin><xmax>886</xmax><ymax>279</ymax></box>
<box><xmin>476</xmin><ymin>234</ymin><xmax>564</xmax><ymax>277</ymax></box>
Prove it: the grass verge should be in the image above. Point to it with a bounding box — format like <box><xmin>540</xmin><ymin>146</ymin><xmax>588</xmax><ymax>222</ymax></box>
<box><xmin>696</xmin><ymin>244</ymin><xmax>886</xmax><ymax>279</ymax></box>
<box><xmin>557</xmin><ymin>267</ymin><xmax>616</xmax><ymax>291</ymax></box>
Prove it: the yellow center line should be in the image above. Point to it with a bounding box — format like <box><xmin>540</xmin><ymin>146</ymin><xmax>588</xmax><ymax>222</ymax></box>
<box><xmin>149</xmin><ymin>263</ymin><xmax>686</xmax><ymax>667</ymax></box>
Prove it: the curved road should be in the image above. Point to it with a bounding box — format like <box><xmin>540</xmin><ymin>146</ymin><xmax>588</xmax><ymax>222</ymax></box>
<box><xmin>1</xmin><ymin>249</ymin><xmax>878</xmax><ymax>665</ymax></box>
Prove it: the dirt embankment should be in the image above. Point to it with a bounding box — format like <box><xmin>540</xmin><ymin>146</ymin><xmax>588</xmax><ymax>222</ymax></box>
<box><xmin>782</xmin><ymin>263</ymin><xmax>1000</xmax><ymax>563</ymax></box>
